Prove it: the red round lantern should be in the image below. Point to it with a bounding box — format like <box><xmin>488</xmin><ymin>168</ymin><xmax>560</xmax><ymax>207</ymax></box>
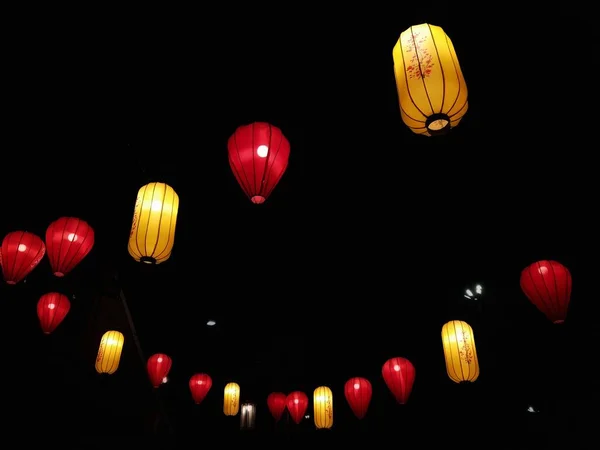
<box><xmin>146</xmin><ymin>353</ymin><xmax>172</xmax><ymax>388</ymax></box>
<box><xmin>286</xmin><ymin>391</ymin><xmax>308</xmax><ymax>424</ymax></box>
<box><xmin>344</xmin><ymin>377</ymin><xmax>372</xmax><ymax>419</ymax></box>
<box><xmin>0</xmin><ymin>231</ymin><xmax>45</xmax><ymax>285</ymax></box>
<box><xmin>37</xmin><ymin>292</ymin><xmax>70</xmax><ymax>334</ymax></box>
<box><xmin>189</xmin><ymin>373</ymin><xmax>212</xmax><ymax>404</ymax></box>
<box><xmin>520</xmin><ymin>260</ymin><xmax>572</xmax><ymax>324</ymax></box>
<box><xmin>382</xmin><ymin>357</ymin><xmax>416</xmax><ymax>404</ymax></box>
<box><xmin>227</xmin><ymin>122</ymin><xmax>291</xmax><ymax>204</ymax></box>
<box><xmin>45</xmin><ymin>217</ymin><xmax>94</xmax><ymax>277</ymax></box>
<box><xmin>267</xmin><ymin>392</ymin><xmax>287</xmax><ymax>422</ymax></box>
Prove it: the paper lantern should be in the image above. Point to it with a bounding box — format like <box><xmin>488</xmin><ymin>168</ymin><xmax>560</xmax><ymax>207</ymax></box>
<box><xmin>344</xmin><ymin>377</ymin><xmax>372</xmax><ymax>420</ymax></box>
<box><xmin>286</xmin><ymin>391</ymin><xmax>308</xmax><ymax>424</ymax></box>
<box><xmin>45</xmin><ymin>217</ymin><xmax>94</xmax><ymax>277</ymax></box>
<box><xmin>128</xmin><ymin>182</ymin><xmax>179</xmax><ymax>265</ymax></box>
<box><xmin>189</xmin><ymin>373</ymin><xmax>212</xmax><ymax>404</ymax></box>
<box><xmin>0</xmin><ymin>231</ymin><xmax>45</xmax><ymax>284</ymax></box>
<box><xmin>441</xmin><ymin>320</ymin><xmax>480</xmax><ymax>383</ymax></box>
<box><xmin>95</xmin><ymin>330</ymin><xmax>124</xmax><ymax>375</ymax></box>
<box><xmin>223</xmin><ymin>382</ymin><xmax>240</xmax><ymax>416</ymax></box>
<box><xmin>382</xmin><ymin>357</ymin><xmax>416</xmax><ymax>404</ymax></box>
<box><xmin>392</xmin><ymin>23</ymin><xmax>468</xmax><ymax>136</ymax></box>
<box><xmin>147</xmin><ymin>353</ymin><xmax>172</xmax><ymax>388</ymax></box>
<box><xmin>240</xmin><ymin>403</ymin><xmax>256</xmax><ymax>430</ymax></box>
<box><xmin>520</xmin><ymin>260</ymin><xmax>572</xmax><ymax>324</ymax></box>
<box><xmin>267</xmin><ymin>392</ymin><xmax>287</xmax><ymax>422</ymax></box>
<box><xmin>313</xmin><ymin>386</ymin><xmax>333</xmax><ymax>429</ymax></box>
<box><xmin>227</xmin><ymin>122</ymin><xmax>291</xmax><ymax>204</ymax></box>
<box><xmin>37</xmin><ymin>292</ymin><xmax>70</xmax><ymax>334</ymax></box>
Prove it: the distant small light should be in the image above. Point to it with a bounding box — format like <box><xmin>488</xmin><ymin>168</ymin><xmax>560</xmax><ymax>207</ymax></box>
<box><xmin>162</xmin><ymin>376</ymin><xmax>168</xmax><ymax>384</ymax></box>
<box><xmin>527</xmin><ymin>405</ymin><xmax>537</xmax><ymax>413</ymax></box>
<box><xmin>304</xmin><ymin>414</ymin><xmax>310</xmax><ymax>419</ymax></box>
<box><xmin>207</xmin><ymin>320</ymin><xmax>216</xmax><ymax>326</ymax></box>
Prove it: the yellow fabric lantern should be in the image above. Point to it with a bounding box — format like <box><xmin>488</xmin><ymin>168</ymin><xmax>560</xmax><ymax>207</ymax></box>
<box><xmin>441</xmin><ymin>320</ymin><xmax>480</xmax><ymax>383</ymax></box>
<box><xmin>223</xmin><ymin>382</ymin><xmax>240</xmax><ymax>416</ymax></box>
<box><xmin>240</xmin><ymin>403</ymin><xmax>256</xmax><ymax>430</ymax></box>
<box><xmin>313</xmin><ymin>386</ymin><xmax>333</xmax><ymax>429</ymax></box>
<box><xmin>128</xmin><ymin>182</ymin><xmax>179</xmax><ymax>264</ymax></box>
<box><xmin>393</xmin><ymin>23</ymin><xmax>468</xmax><ymax>136</ymax></box>
<box><xmin>95</xmin><ymin>330</ymin><xmax>124</xmax><ymax>375</ymax></box>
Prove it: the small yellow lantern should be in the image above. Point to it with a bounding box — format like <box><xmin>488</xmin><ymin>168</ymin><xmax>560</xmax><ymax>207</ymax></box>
<box><xmin>128</xmin><ymin>182</ymin><xmax>179</xmax><ymax>265</ymax></box>
<box><xmin>441</xmin><ymin>320</ymin><xmax>480</xmax><ymax>383</ymax></box>
<box><xmin>240</xmin><ymin>402</ymin><xmax>256</xmax><ymax>430</ymax></box>
<box><xmin>223</xmin><ymin>382</ymin><xmax>240</xmax><ymax>416</ymax></box>
<box><xmin>95</xmin><ymin>330</ymin><xmax>124</xmax><ymax>375</ymax></box>
<box><xmin>313</xmin><ymin>386</ymin><xmax>333</xmax><ymax>429</ymax></box>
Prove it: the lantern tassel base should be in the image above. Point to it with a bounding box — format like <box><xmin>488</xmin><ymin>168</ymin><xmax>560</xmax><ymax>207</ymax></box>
<box><xmin>425</xmin><ymin>113</ymin><xmax>451</xmax><ymax>136</ymax></box>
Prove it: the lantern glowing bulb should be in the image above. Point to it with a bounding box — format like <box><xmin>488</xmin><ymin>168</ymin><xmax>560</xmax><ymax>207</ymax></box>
<box><xmin>256</xmin><ymin>145</ymin><xmax>268</xmax><ymax>157</ymax></box>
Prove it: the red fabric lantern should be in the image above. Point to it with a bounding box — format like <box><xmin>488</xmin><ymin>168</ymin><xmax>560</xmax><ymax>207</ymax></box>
<box><xmin>344</xmin><ymin>377</ymin><xmax>372</xmax><ymax>419</ymax></box>
<box><xmin>286</xmin><ymin>391</ymin><xmax>308</xmax><ymax>424</ymax></box>
<box><xmin>227</xmin><ymin>122</ymin><xmax>291</xmax><ymax>204</ymax></box>
<box><xmin>45</xmin><ymin>217</ymin><xmax>94</xmax><ymax>277</ymax></box>
<box><xmin>37</xmin><ymin>292</ymin><xmax>70</xmax><ymax>334</ymax></box>
<box><xmin>520</xmin><ymin>260</ymin><xmax>572</xmax><ymax>324</ymax></box>
<box><xmin>382</xmin><ymin>357</ymin><xmax>416</xmax><ymax>404</ymax></box>
<box><xmin>267</xmin><ymin>392</ymin><xmax>287</xmax><ymax>422</ymax></box>
<box><xmin>147</xmin><ymin>353</ymin><xmax>172</xmax><ymax>388</ymax></box>
<box><xmin>189</xmin><ymin>373</ymin><xmax>212</xmax><ymax>404</ymax></box>
<box><xmin>0</xmin><ymin>231</ymin><xmax>45</xmax><ymax>285</ymax></box>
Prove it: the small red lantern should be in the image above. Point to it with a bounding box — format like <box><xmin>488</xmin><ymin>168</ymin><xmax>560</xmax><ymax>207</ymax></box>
<box><xmin>0</xmin><ymin>231</ymin><xmax>45</xmax><ymax>285</ymax></box>
<box><xmin>227</xmin><ymin>122</ymin><xmax>291</xmax><ymax>204</ymax></box>
<box><xmin>267</xmin><ymin>392</ymin><xmax>287</xmax><ymax>422</ymax></box>
<box><xmin>344</xmin><ymin>377</ymin><xmax>372</xmax><ymax>419</ymax></box>
<box><xmin>382</xmin><ymin>357</ymin><xmax>416</xmax><ymax>404</ymax></box>
<box><xmin>147</xmin><ymin>353</ymin><xmax>172</xmax><ymax>388</ymax></box>
<box><xmin>45</xmin><ymin>217</ymin><xmax>94</xmax><ymax>277</ymax></box>
<box><xmin>189</xmin><ymin>373</ymin><xmax>212</xmax><ymax>404</ymax></box>
<box><xmin>37</xmin><ymin>292</ymin><xmax>70</xmax><ymax>334</ymax></box>
<box><xmin>286</xmin><ymin>391</ymin><xmax>308</xmax><ymax>424</ymax></box>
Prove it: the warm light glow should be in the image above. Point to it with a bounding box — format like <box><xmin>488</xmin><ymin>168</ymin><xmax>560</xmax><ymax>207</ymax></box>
<box><xmin>294</xmin><ymin>398</ymin><xmax>299</xmax><ymax>404</ymax></box>
<box><xmin>223</xmin><ymin>382</ymin><xmax>240</xmax><ymax>416</ymax></box>
<box><xmin>95</xmin><ymin>330</ymin><xmax>125</xmax><ymax>375</ymax></box>
<box><xmin>240</xmin><ymin>403</ymin><xmax>256</xmax><ymax>430</ymax></box>
<box><xmin>67</xmin><ymin>233</ymin><xmax>77</xmax><ymax>242</ymax></box>
<box><xmin>353</xmin><ymin>383</ymin><xmax>360</xmax><ymax>389</ymax></box>
<box><xmin>207</xmin><ymin>320</ymin><xmax>216</xmax><ymax>326</ymax></box>
<box><xmin>17</xmin><ymin>244</ymin><xmax>26</xmax><ymax>252</ymax></box>
<box><xmin>256</xmin><ymin>145</ymin><xmax>269</xmax><ymax>157</ymax></box>
<box><xmin>162</xmin><ymin>376</ymin><xmax>168</xmax><ymax>383</ymax></box>
<box><xmin>313</xmin><ymin>386</ymin><xmax>333</xmax><ymax>429</ymax></box>
<box><xmin>441</xmin><ymin>320</ymin><xmax>479</xmax><ymax>383</ymax></box>
<box><xmin>393</xmin><ymin>364</ymin><xmax>400</xmax><ymax>371</ymax></box>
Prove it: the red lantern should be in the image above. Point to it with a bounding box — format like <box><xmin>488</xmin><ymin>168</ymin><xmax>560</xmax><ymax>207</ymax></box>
<box><xmin>286</xmin><ymin>391</ymin><xmax>308</xmax><ymax>424</ymax></box>
<box><xmin>146</xmin><ymin>353</ymin><xmax>172</xmax><ymax>388</ymax></box>
<box><xmin>267</xmin><ymin>392</ymin><xmax>287</xmax><ymax>422</ymax></box>
<box><xmin>45</xmin><ymin>217</ymin><xmax>94</xmax><ymax>277</ymax></box>
<box><xmin>520</xmin><ymin>260</ymin><xmax>572</xmax><ymax>324</ymax></box>
<box><xmin>37</xmin><ymin>292</ymin><xmax>70</xmax><ymax>334</ymax></box>
<box><xmin>344</xmin><ymin>377</ymin><xmax>372</xmax><ymax>419</ymax></box>
<box><xmin>382</xmin><ymin>357</ymin><xmax>416</xmax><ymax>404</ymax></box>
<box><xmin>189</xmin><ymin>373</ymin><xmax>212</xmax><ymax>404</ymax></box>
<box><xmin>227</xmin><ymin>122</ymin><xmax>291</xmax><ymax>204</ymax></box>
<box><xmin>0</xmin><ymin>231</ymin><xmax>45</xmax><ymax>285</ymax></box>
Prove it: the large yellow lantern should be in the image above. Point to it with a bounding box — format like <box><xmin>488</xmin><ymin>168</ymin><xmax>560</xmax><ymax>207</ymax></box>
<box><xmin>95</xmin><ymin>330</ymin><xmax>124</xmax><ymax>375</ymax></box>
<box><xmin>223</xmin><ymin>382</ymin><xmax>240</xmax><ymax>416</ymax></box>
<box><xmin>128</xmin><ymin>182</ymin><xmax>179</xmax><ymax>265</ymax></box>
<box><xmin>441</xmin><ymin>320</ymin><xmax>480</xmax><ymax>383</ymax></box>
<box><xmin>240</xmin><ymin>402</ymin><xmax>256</xmax><ymax>430</ymax></box>
<box><xmin>393</xmin><ymin>23</ymin><xmax>468</xmax><ymax>136</ymax></box>
<box><xmin>313</xmin><ymin>386</ymin><xmax>333</xmax><ymax>429</ymax></box>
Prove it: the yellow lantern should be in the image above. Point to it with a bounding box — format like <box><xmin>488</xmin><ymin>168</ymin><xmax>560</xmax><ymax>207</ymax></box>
<box><xmin>392</xmin><ymin>23</ymin><xmax>468</xmax><ymax>136</ymax></box>
<box><xmin>313</xmin><ymin>386</ymin><xmax>333</xmax><ymax>429</ymax></box>
<box><xmin>95</xmin><ymin>330</ymin><xmax>124</xmax><ymax>375</ymax></box>
<box><xmin>128</xmin><ymin>182</ymin><xmax>179</xmax><ymax>264</ymax></box>
<box><xmin>223</xmin><ymin>382</ymin><xmax>240</xmax><ymax>416</ymax></box>
<box><xmin>240</xmin><ymin>402</ymin><xmax>256</xmax><ymax>430</ymax></box>
<box><xmin>441</xmin><ymin>320</ymin><xmax>480</xmax><ymax>383</ymax></box>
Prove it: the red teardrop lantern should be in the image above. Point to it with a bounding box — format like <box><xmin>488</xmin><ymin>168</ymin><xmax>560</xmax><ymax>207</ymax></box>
<box><xmin>0</xmin><ymin>231</ymin><xmax>45</xmax><ymax>285</ymax></box>
<box><xmin>147</xmin><ymin>353</ymin><xmax>172</xmax><ymax>388</ymax></box>
<box><xmin>45</xmin><ymin>217</ymin><xmax>94</xmax><ymax>277</ymax></box>
<box><xmin>227</xmin><ymin>122</ymin><xmax>291</xmax><ymax>204</ymax></box>
<box><xmin>267</xmin><ymin>392</ymin><xmax>287</xmax><ymax>422</ymax></box>
<box><xmin>286</xmin><ymin>391</ymin><xmax>308</xmax><ymax>424</ymax></box>
<box><xmin>37</xmin><ymin>292</ymin><xmax>71</xmax><ymax>334</ymax></box>
<box><xmin>382</xmin><ymin>357</ymin><xmax>416</xmax><ymax>404</ymax></box>
<box><xmin>344</xmin><ymin>377</ymin><xmax>372</xmax><ymax>419</ymax></box>
<box><xmin>520</xmin><ymin>260</ymin><xmax>572</xmax><ymax>324</ymax></box>
<box><xmin>189</xmin><ymin>373</ymin><xmax>212</xmax><ymax>404</ymax></box>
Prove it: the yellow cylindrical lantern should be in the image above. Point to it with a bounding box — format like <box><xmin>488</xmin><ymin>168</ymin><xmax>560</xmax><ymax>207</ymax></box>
<box><xmin>128</xmin><ymin>182</ymin><xmax>179</xmax><ymax>265</ymax></box>
<box><xmin>393</xmin><ymin>23</ymin><xmax>468</xmax><ymax>136</ymax></box>
<box><xmin>95</xmin><ymin>330</ymin><xmax>124</xmax><ymax>375</ymax></box>
<box><xmin>223</xmin><ymin>382</ymin><xmax>240</xmax><ymax>416</ymax></box>
<box><xmin>441</xmin><ymin>320</ymin><xmax>480</xmax><ymax>383</ymax></box>
<box><xmin>240</xmin><ymin>403</ymin><xmax>256</xmax><ymax>430</ymax></box>
<box><xmin>313</xmin><ymin>386</ymin><xmax>333</xmax><ymax>429</ymax></box>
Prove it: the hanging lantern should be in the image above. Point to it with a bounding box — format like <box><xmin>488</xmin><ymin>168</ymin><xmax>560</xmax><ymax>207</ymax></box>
<box><xmin>240</xmin><ymin>403</ymin><xmax>257</xmax><ymax>430</ymax></box>
<box><xmin>223</xmin><ymin>382</ymin><xmax>240</xmax><ymax>416</ymax></box>
<box><xmin>227</xmin><ymin>122</ymin><xmax>291</xmax><ymax>204</ymax></box>
<box><xmin>344</xmin><ymin>377</ymin><xmax>372</xmax><ymax>420</ymax></box>
<box><xmin>441</xmin><ymin>320</ymin><xmax>480</xmax><ymax>383</ymax></box>
<box><xmin>286</xmin><ymin>391</ymin><xmax>308</xmax><ymax>424</ymax></box>
<box><xmin>95</xmin><ymin>330</ymin><xmax>124</xmax><ymax>375</ymax></box>
<box><xmin>37</xmin><ymin>292</ymin><xmax>70</xmax><ymax>334</ymax></box>
<box><xmin>0</xmin><ymin>231</ymin><xmax>45</xmax><ymax>285</ymax></box>
<box><xmin>392</xmin><ymin>23</ymin><xmax>468</xmax><ymax>136</ymax></box>
<box><xmin>382</xmin><ymin>357</ymin><xmax>416</xmax><ymax>404</ymax></box>
<box><xmin>128</xmin><ymin>182</ymin><xmax>179</xmax><ymax>265</ymax></box>
<box><xmin>189</xmin><ymin>373</ymin><xmax>212</xmax><ymax>404</ymax></box>
<box><xmin>45</xmin><ymin>217</ymin><xmax>94</xmax><ymax>277</ymax></box>
<box><xmin>267</xmin><ymin>392</ymin><xmax>287</xmax><ymax>422</ymax></box>
<box><xmin>520</xmin><ymin>260</ymin><xmax>572</xmax><ymax>324</ymax></box>
<box><xmin>313</xmin><ymin>386</ymin><xmax>333</xmax><ymax>429</ymax></box>
<box><xmin>146</xmin><ymin>353</ymin><xmax>172</xmax><ymax>388</ymax></box>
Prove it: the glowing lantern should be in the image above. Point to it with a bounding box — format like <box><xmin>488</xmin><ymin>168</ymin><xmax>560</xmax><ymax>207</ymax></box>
<box><xmin>223</xmin><ymin>382</ymin><xmax>240</xmax><ymax>416</ymax></box>
<box><xmin>0</xmin><ymin>231</ymin><xmax>45</xmax><ymax>284</ymax></box>
<box><xmin>227</xmin><ymin>122</ymin><xmax>291</xmax><ymax>204</ymax></box>
<box><xmin>189</xmin><ymin>373</ymin><xmax>212</xmax><ymax>404</ymax></box>
<box><xmin>313</xmin><ymin>386</ymin><xmax>333</xmax><ymax>429</ymax></box>
<box><xmin>520</xmin><ymin>260</ymin><xmax>572</xmax><ymax>324</ymax></box>
<box><xmin>95</xmin><ymin>330</ymin><xmax>124</xmax><ymax>375</ymax></box>
<box><xmin>37</xmin><ymin>292</ymin><xmax>70</xmax><ymax>334</ymax></box>
<box><xmin>382</xmin><ymin>357</ymin><xmax>416</xmax><ymax>404</ymax></box>
<box><xmin>147</xmin><ymin>353</ymin><xmax>172</xmax><ymax>388</ymax></box>
<box><xmin>392</xmin><ymin>23</ymin><xmax>468</xmax><ymax>136</ymax></box>
<box><xmin>45</xmin><ymin>217</ymin><xmax>94</xmax><ymax>277</ymax></box>
<box><xmin>441</xmin><ymin>320</ymin><xmax>480</xmax><ymax>383</ymax></box>
<box><xmin>267</xmin><ymin>392</ymin><xmax>287</xmax><ymax>422</ymax></box>
<box><xmin>286</xmin><ymin>391</ymin><xmax>308</xmax><ymax>424</ymax></box>
<box><xmin>344</xmin><ymin>377</ymin><xmax>372</xmax><ymax>420</ymax></box>
<box><xmin>128</xmin><ymin>182</ymin><xmax>179</xmax><ymax>265</ymax></box>
<box><xmin>240</xmin><ymin>403</ymin><xmax>256</xmax><ymax>430</ymax></box>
